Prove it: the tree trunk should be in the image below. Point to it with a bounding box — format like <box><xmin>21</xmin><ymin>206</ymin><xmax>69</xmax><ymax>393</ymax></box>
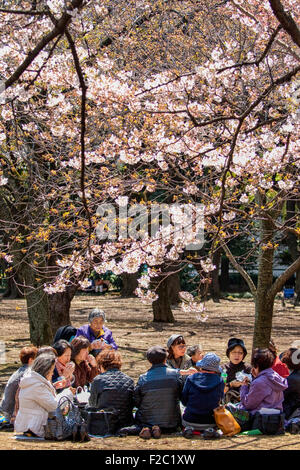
<box><xmin>209</xmin><ymin>248</ymin><xmax>221</xmax><ymax>302</ymax></box>
<box><xmin>285</xmin><ymin>200</ymin><xmax>300</xmax><ymax>306</ymax></box>
<box><xmin>220</xmin><ymin>255</ymin><xmax>230</xmax><ymax>291</ymax></box>
<box><xmin>2</xmin><ymin>274</ymin><xmax>23</xmax><ymax>299</ymax></box>
<box><xmin>25</xmin><ymin>285</ymin><xmax>53</xmax><ymax>346</ymax></box>
<box><xmin>120</xmin><ymin>272</ymin><xmax>138</xmax><ymax>297</ymax></box>
<box><xmin>253</xmin><ymin>200</ymin><xmax>276</xmax><ymax>349</ymax></box>
<box><xmin>167</xmin><ymin>272</ymin><xmax>181</xmax><ymax>305</ymax></box>
<box><xmin>152</xmin><ymin>276</ymin><xmax>175</xmax><ymax>322</ymax></box>
<box><xmin>294</xmin><ymin>270</ymin><xmax>300</xmax><ymax>306</ymax></box>
<box><xmin>253</xmin><ymin>294</ymin><xmax>275</xmax><ymax>349</ymax></box>
<box><xmin>49</xmin><ymin>285</ymin><xmax>78</xmax><ymax>337</ymax></box>
<box><xmin>19</xmin><ymin>263</ymin><xmax>53</xmax><ymax>346</ymax></box>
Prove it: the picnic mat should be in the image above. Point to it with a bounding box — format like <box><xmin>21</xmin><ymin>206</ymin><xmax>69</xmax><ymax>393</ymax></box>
<box><xmin>12</xmin><ymin>435</ymin><xmax>45</xmax><ymax>441</ymax></box>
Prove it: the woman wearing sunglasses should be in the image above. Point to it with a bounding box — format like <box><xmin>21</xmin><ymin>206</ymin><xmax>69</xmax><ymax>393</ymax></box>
<box><xmin>166</xmin><ymin>335</ymin><xmax>197</xmax><ymax>377</ymax></box>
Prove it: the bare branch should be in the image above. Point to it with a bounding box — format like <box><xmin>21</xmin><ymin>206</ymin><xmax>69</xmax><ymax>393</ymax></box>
<box><xmin>4</xmin><ymin>0</ymin><xmax>85</xmax><ymax>90</ymax></box>
<box><xmin>217</xmin><ymin>25</ymin><xmax>283</xmax><ymax>73</ymax></box>
<box><xmin>269</xmin><ymin>0</ymin><xmax>300</xmax><ymax>49</ymax></box>
<box><xmin>220</xmin><ymin>240</ymin><xmax>257</xmax><ymax>297</ymax></box>
<box><xmin>0</xmin><ymin>8</ymin><xmax>49</xmax><ymax>15</ymax></box>
<box><xmin>269</xmin><ymin>256</ymin><xmax>300</xmax><ymax>299</ymax></box>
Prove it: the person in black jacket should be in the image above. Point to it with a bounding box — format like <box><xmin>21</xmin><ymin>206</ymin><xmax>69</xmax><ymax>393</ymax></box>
<box><xmin>281</xmin><ymin>348</ymin><xmax>300</xmax><ymax>419</ymax></box>
<box><xmin>131</xmin><ymin>345</ymin><xmax>184</xmax><ymax>439</ymax></box>
<box><xmin>88</xmin><ymin>349</ymin><xmax>134</xmax><ymax>431</ymax></box>
<box><xmin>53</xmin><ymin>325</ymin><xmax>77</xmax><ymax>344</ymax></box>
<box><xmin>223</xmin><ymin>338</ymin><xmax>252</xmax><ymax>403</ymax></box>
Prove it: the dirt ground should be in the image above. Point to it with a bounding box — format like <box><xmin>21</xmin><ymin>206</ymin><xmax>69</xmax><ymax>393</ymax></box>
<box><xmin>1</xmin><ymin>293</ymin><xmax>300</xmax><ymax>451</ymax></box>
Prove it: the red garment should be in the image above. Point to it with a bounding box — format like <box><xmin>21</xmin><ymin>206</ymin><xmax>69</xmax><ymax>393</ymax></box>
<box><xmin>73</xmin><ymin>360</ymin><xmax>99</xmax><ymax>388</ymax></box>
<box><xmin>272</xmin><ymin>356</ymin><xmax>290</xmax><ymax>378</ymax></box>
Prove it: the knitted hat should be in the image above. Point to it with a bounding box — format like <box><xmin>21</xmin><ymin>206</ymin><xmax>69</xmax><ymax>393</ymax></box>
<box><xmin>226</xmin><ymin>338</ymin><xmax>247</xmax><ymax>358</ymax></box>
<box><xmin>196</xmin><ymin>352</ymin><xmax>223</xmax><ymax>373</ymax></box>
<box><xmin>167</xmin><ymin>334</ymin><xmax>184</xmax><ymax>349</ymax></box>
<box><xmin>146</xmin><ymin>346</ymin><xmax>168</xmax><ymax>365</ymax></box>
<box><xmin>88</xmin><ymin>308</ymin><xmax>106</xmax><ymax>323</ymax></box>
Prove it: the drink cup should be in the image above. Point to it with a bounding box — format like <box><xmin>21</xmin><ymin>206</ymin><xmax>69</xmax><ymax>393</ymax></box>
<box><xmin>67</xmin><ymin>361</ymin><xmax>75</xmax><ymax>371</ymax></box>
<box><xmin>53</xmin><ymin>376</ymin><xmax>65</xmax><ymax>389</ymax></box>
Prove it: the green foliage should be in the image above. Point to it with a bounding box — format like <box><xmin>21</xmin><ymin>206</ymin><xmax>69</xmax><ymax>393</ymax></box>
<box><xmin>90</xmin><ymin>270</ymin><xmax>123</xmax><ymax>290</ymax></box>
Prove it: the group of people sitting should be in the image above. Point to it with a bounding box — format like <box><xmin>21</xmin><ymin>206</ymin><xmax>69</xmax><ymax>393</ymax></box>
<box><xmin>0</xmin><ymin>307</ymin><xmax>300</xmax><ymax>440</ymax></box>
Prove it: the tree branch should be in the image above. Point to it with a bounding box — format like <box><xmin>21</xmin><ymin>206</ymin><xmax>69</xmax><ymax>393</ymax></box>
<box><xmin>64</xmin><ymin>29</ymin><xmax>92</xmax><ymax>251</ymax></box>
<box><xmin>269</xmin><ymin>255</ymin><xmax>300</xmax><ymax>299</ymax></box>
<box><xmin>0</xmin><ymin>8</ymin><xmax>49</xmax><ymax>15</ymax></box>
<box><xmin>4</xmin><ymin>0</ymin><xmax>85</xmax><ymax>90</ymax></box>
<box><xmin>269</xmin><ymin>0</ymin><xmax>300</xmax><ymax>49</ymax></box>
<box><xmin>217</xmin><ymin>25</ymin><xmax>283</xmax><ymax>73</ymax></box>
<box><xmin>220</xmin><ymin>240</ymin><xmax>257</xmax><ymax>297</ymax></box>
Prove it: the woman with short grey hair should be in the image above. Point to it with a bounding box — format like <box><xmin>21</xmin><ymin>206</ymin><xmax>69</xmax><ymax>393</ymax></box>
<box><xmin>14</xmin><ymin>353</ymin><xmax>74</xmax><ymax>438</ymax></box>
<box><xmin>31</xmin><ymin>354</ymin><xmax>56</xmax><ymax>379</ymax></box>
<box><xmin>75</xmin><ymin>308</ymin><xmax>118</xmax><ymax>352</ymax></box>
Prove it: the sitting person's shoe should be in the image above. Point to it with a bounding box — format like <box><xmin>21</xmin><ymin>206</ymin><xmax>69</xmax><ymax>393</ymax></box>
<box><xmin>23</xmin><ymin>430</ymin><xmax>38</xmax><ymax>438</ymax></box>
<box><xmin>290</xmin><ymin>422</ymin><xmax>300</xmax><ymax>434</ymax></box>
<box><xmin>79</xmin><ymin>423</ymin><xmax>90</xmax><ymax>442</ymax></box>
<box><xmin>202</xmin><ymin>428</ymin><xmax>220</xmax><ymax>440</ymax></box>
<box><xmin>0</xmin><ymin>422</ymin><xmax>14</xmax><ymax>431</ymax></box>
<box><xmin>183</xmin><ymin>426</ymin><xmax>194</xmax><ymax>439</ymax></box>
<box><xmin>117</xmin><ymin>425</ymin><xmax>139</xmax><ymax>437</ymax></box>
<box><xmin>72</xmin><ymin>424</ymin><xmax>79</xmax><ymax>442</ymax></box>
<box><xmin>151</xmin><ymin>425</ymin><xmax>161</xmax><ymax>439</ymax></box>
<box><xmin>139</xmin><ymin>427</ymin><xmax>152</xmax><ymax>439</ymax></box>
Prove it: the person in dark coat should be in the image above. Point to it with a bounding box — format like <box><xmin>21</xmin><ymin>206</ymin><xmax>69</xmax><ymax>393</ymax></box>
<box><xmin>181</xmin><ymin>353</ymin><xmax>224</xmax><ymax>432</ymax></box>
<box><xmin>281</xmin><ymin>348</ymin><xmax>300</xmax><ymax>419</ymax></box>
<box><xmin>53</xmin><ymin>325</ymin><xmax>77</xmax><ymax>344</ymax></box>
<box><xmin>89</xmin><ymin>349</ymin><xmax>134</xmax><ymax>431</ymax></box>
<box><xmin>223</xmin><ymin>338</ymin><xmax>252</xmax><ymax>403</ymax></box>
<box><xmin>119</xmin><ymin>346</ymin><xmax>184</xmax><ymax>439</ymax></box>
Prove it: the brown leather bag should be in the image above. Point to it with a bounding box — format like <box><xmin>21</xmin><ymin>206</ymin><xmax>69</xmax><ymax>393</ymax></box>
<box><xmin>213</xmin><ymin>405</ymin><xmax>241</xmax><ymax>436</ymax></box>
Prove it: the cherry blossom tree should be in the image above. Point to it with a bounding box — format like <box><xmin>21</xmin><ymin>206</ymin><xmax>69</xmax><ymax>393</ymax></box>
<box><xmin>0</xmin><ymin>0</ymin><xmax>299</xmax><ymax>347</ymax></box>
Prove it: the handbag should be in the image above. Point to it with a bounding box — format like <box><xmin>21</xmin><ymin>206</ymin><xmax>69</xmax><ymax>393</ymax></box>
<box><xmin>251</xmin><ymin>411</ymin><xmax>285</xmax><ymax>435</ymax></box>
<box><xmin>81</xmin><ymin>407</ymin><xmax>119</xmax><ymax>436</ymax></box>
<box><xmin>76</xmin><ymin>386</ymin><xmax>91</xmax><ymax>404</ymax></box>
<box><xmin>213</xmin><ymin>405</ymin><xmax>241</xmax><ymax>436</ymax></box>
<box><xmin>44</xmin><ymin>396</ymin><xmax>84</xmax><ymax>441</ymax></box>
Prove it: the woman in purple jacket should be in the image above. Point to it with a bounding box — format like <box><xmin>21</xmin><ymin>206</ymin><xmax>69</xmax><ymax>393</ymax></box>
<box><xmin>239</xmin><ymin>349</ymin><xmax>288</xmax><ymax>415</ymax></box>
<box><xmin>75</xmin><ymin>308</ymin><xmax>118</xmax><ymax>353</ymax></box>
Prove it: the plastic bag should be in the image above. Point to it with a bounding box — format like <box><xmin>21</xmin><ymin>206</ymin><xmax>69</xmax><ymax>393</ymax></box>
<box><xmin>235</xmin><ymin>371</ymin><xmax>252</xmax><ymax>383</ymax></box>
<box><xmin>76</xmin><ymin>385</ymin><xmax>90</xmax><ymax>404</ymax></box>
